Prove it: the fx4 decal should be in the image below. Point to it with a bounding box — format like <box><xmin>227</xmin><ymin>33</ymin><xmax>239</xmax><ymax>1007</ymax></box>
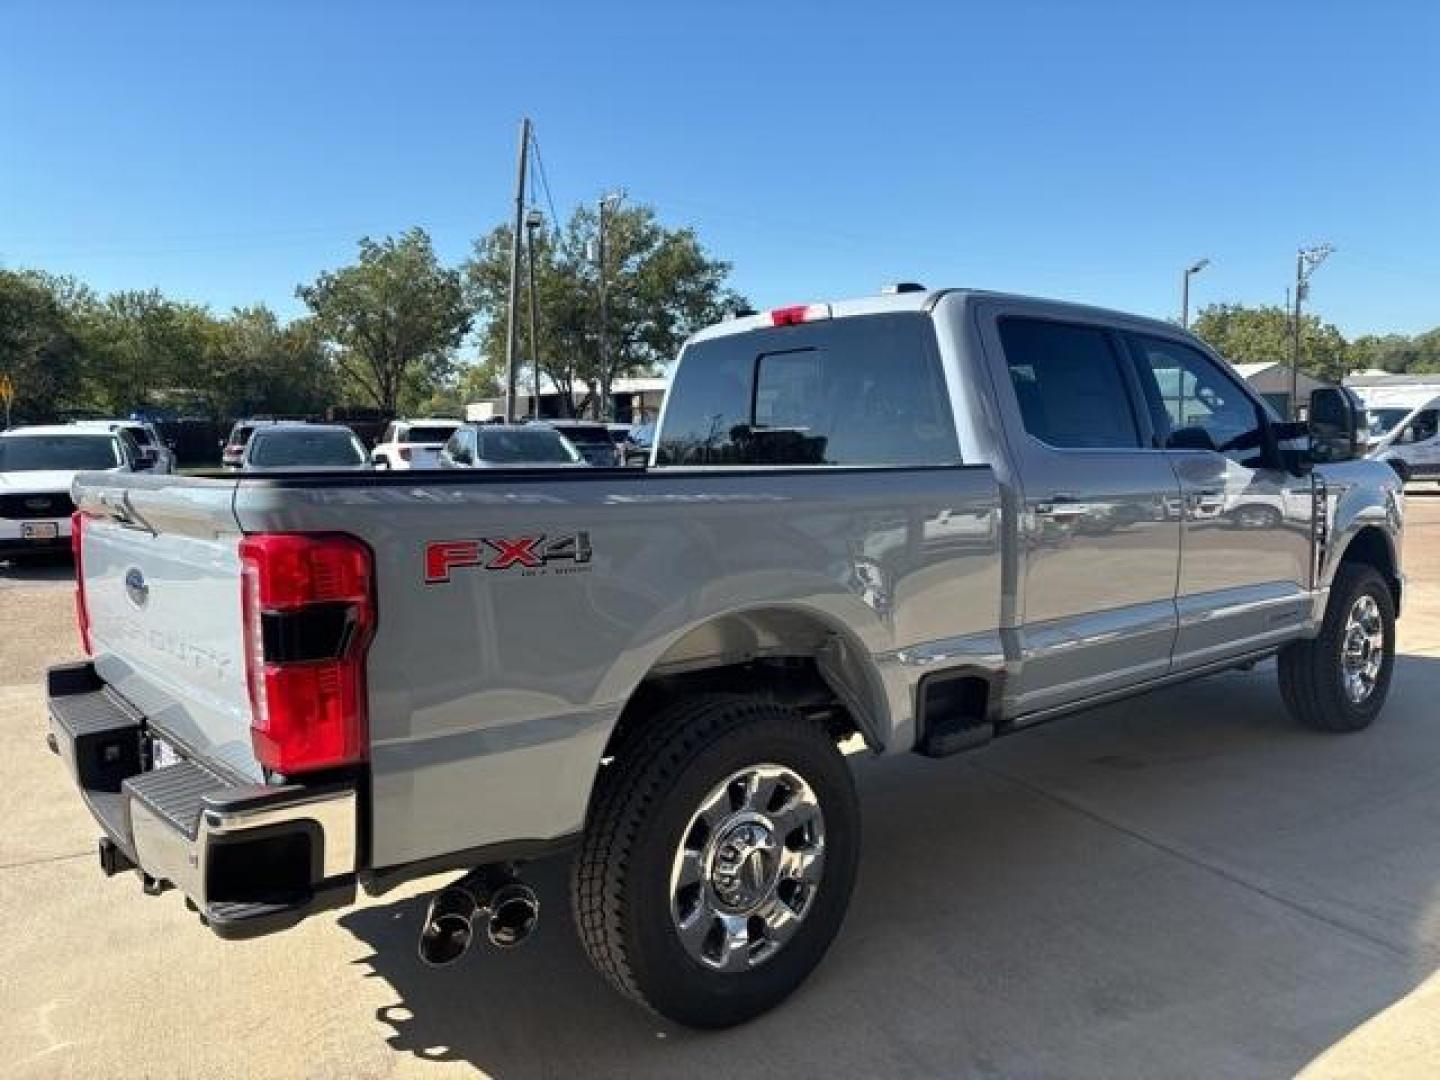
<box><xmin>425</xmin><ymin>532</ymin><xmax>592</xmax><ymax>583</ymax></box>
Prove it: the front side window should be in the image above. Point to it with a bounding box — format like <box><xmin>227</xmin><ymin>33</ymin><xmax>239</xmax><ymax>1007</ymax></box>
<box><xmin>1129</xmin><ymin>335</ymin><xmax>1264</xmax><ymax>461</ymax></box>
<box><xmin>998</xmin><ymin>318</ymin><xmax>1141</xmax><ymax>449</ymax></box>
<box><xmin>656</xmin><ymin>313</ymin><xmax>959</xmax><ymax>467</ymax></box>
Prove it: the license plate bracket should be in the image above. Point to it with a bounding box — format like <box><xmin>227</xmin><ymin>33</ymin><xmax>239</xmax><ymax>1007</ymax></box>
<box><xmin>21</xmin><ymin>521</ymin><xmax>60</xmax><ymax>540</ymax></box>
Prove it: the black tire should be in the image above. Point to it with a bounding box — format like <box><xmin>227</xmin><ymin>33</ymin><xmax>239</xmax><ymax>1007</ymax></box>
<box><xmin>1278</xmin><ymin>563</ymin><xmax>1395</xmax><ymax>732</ymax></box>
<box><xmin>1387</xmin><ymin>459</ymin><xmax>1411</xmax><ymax>484</ymax></box>
<box><xmin>572</xmin><ymin>694</ymin><xmax>860</xmax><ymax>1028</ymax></box>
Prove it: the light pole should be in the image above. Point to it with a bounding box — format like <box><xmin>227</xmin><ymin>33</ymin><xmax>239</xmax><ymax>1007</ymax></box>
<box><xmin>1181</xmin><ymin>257</ymin><xmax>1210</xmax><ymax>329</ymax></box>
<box><xmin>1291</xmin><ymin>243</ymin><xmax>1335</xmax><ymax>418</ymax></box>
<box><xmin>524</xmin><ymin>209</ymin><xmax>543</xmax><ymax>420</ymax></box>
<box><xmin>595</xmin><ymin>190</ymin><xmax>625</xmax><ymax>421</ymax></box>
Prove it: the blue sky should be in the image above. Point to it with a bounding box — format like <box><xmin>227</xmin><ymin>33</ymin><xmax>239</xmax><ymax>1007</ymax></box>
<box><xmin>3</xmin><ymin>0</ymin><xmax>1437</xmax><ymax>337</ymax></box>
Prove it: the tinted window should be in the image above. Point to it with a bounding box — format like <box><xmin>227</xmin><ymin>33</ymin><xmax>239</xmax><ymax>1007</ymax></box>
<box><xmin>656</xmin><ymin>313</ymin><xmax>959</xmax><ymax>467</ymax></box>
<box><xmin>248</xmin><ymin>430</ymin><xmax>365</xmax><ymax>467</ymax></box>
<box><xmin>478</xmin><ymin>428</ymin><xmax>582</xmax><ymax>463</ymax></box>
<box><xmin>403</xmin><ymin>425</ymin><xmax>459</xmax><ymax>444</ymax></box>
<box><xmin>1402</xmin><ymin>409</ymin><xmax>1439</xmax><ymax>444</ymax></box>
<box><xmin>1130</xmin><ymin>335</ymin><xmax>1263</xmax><ymax>460</ymax></box>
<box><xmin>1368</xmin><ymin>408</ymin><xmax>1410</xmax><ymax>438</ymax></box>
<box><xmin>123</xmin><ymin>425</ymin><xmax>154</xmax><ymax>446</ymax></box>
<box><xmin>998</xmin><ymin>319</ymin><xmax>1141</xmax><ymax>449</ymax></box>
<box><xmin>552</xmin><ymin>425</ymin><xmax>612</xmax><ymax>446</ymax></box>
<box><xmin>0</xmin><ymin>435</ymin><xmax>120</xmax><ymax>471</ymax></box>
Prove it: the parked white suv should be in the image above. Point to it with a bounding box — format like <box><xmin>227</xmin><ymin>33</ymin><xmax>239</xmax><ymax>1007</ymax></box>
<box><xmin>0</xmin><ymin>425</ymin><xmax>145</xmax><ymax>559</ymax></box>
<box><xmin>371</xmin><ymin>419</ymin><xmax>462</xmax><ymax>470</ymax></box>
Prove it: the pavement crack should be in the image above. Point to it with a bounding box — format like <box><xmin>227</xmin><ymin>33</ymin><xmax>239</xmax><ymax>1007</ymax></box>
<box><xmin>969</xmin><ymin>758</ymin><xmax>1412</xmax><ymax>963</ymax></box>
<box><xmin>0</xmin><ymin>850</ymin><xmax>91</xmax><ymax>872</ymax></box>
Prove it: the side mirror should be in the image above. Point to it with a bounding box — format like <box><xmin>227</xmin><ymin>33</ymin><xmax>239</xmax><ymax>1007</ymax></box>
<box><xmin>132</xmin><ymin>457</ymin><xmax>154</xmax><ymax>472</ymax></box>
<box><xmin>1308</xmin><ymin>386</ymin><xmax>1363</xmax><ymax>464</ymax></box>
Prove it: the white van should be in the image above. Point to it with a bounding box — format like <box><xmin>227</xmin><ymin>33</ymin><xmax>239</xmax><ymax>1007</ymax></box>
<box><xmin>1352</xmin><ymin>384</ymin><xmax>1440</xmax><ymax>482</ymax></box>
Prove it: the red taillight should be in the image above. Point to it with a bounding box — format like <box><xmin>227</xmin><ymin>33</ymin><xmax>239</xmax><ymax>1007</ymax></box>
<box><xmin>766</xmin><ymin>303</ymin><xmax>832</xmax><ymax>327</ymax></box>
<box><xmin>239</xmin><ymin>533</ymin><xmax>375</xmax><ymax>774</ymax></box>
<box><xmin>398</xmin><ymin>446</ymin><xmax>413</xmax><ymax>462</ymax></box>
<box><xmin>71</xmin><ymin>511</ymin><xmax>92</xmax><ymax>655</ymax></box>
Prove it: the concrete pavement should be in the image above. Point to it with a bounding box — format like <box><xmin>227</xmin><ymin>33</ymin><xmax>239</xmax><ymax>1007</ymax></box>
<box><xmin>3</xmin><ymin>506</ymin><xmax>1440</xmax><ymax>1078</ymax></box>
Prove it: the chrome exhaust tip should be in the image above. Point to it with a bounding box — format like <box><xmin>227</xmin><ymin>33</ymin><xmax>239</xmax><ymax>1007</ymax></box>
<box><xmin>485</xmin><ymin>882</ymin><xmax>539</xmax><ymax>948</ymax></box>
<box><xmin>418</xmin><ymin>885</ymin><xmax>482</xmax><ymax>967</ymax></box>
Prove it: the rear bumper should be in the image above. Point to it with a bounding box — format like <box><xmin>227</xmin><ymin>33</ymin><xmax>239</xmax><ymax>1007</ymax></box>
<box><xmin>45</xmin><ymin>661</ymin><xmax>357</xmax><ymax>939</ymax></box>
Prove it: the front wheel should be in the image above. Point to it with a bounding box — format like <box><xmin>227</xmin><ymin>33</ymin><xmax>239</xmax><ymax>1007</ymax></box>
<box><xmin>573</xmin><ymin>694</ymin><xmax>860</xmax><ymax>1028</ymax></box>
<box><xmin>1278</xmin><ymin>563</ymin><xmax>1395</xmax><ymax>732</ymax></box>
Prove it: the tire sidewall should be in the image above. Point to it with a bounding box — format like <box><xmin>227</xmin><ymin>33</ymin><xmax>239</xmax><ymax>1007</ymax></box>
<box><xmin>622</xmin><ymin>710</ymin><xmax>860</xmax><ymax>1027</ymax></box>
<box><xmin>1323</xmin><ymin>566</ymin><xmax>1396</xmax><ymax>724</ymax></box>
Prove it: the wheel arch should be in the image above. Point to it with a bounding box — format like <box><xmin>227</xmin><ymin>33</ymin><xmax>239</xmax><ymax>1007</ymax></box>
<box><xmin>600</xmin><ymin>604</ymin><xmax>896</xmax><ymax>761</ymax></box>
<box><xmin>1337</xmin><ymin>524</ymin><xmax>1402</xmax><ymax>615</ymax></box>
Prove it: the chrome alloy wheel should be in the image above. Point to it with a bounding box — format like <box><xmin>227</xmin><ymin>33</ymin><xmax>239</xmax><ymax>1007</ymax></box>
<box><xmin>1341</xmin><ymin>593</ymin><xmax>1385</xmax><ymax>704</ymax></box>
<box><xmin>669</xmin><ymin>764</ymin><xmax>825</xmax><ymax>973</ymax></box>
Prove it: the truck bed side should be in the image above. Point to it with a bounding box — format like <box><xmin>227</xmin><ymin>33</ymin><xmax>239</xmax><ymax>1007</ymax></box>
<box><xmin>229</xmin><ymin>466</ymin><xmax>1002</xmax><ymax>871</ymax></box>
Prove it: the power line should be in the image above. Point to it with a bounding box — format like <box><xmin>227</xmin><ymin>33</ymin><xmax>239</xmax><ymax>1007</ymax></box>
<box><xmin>527</xmin><ymin>129</ymin><xmax>562</xmax><ymax>232</ymax></box>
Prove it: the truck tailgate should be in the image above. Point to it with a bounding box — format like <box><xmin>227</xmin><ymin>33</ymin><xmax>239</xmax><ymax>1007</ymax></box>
<box><xmin>76</xmin><ymin>475</ymin><xmax>261</xmax><ymax>781</ymax></box>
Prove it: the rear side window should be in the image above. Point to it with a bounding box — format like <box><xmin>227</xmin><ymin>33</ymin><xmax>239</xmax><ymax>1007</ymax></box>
<box><xmin>998</xmin><ymin>319</ymin><xmax>1141</xmax><ymax>449</ymax></box>
<box><xmin>656</xmin><ymin>313</ymin><xmax>959</xmax><ymax>467</ymax></box>
<box><xmin>125</xmin><ymin>425</ymin><xmax>154</xmax><ymax>446</ymax></box>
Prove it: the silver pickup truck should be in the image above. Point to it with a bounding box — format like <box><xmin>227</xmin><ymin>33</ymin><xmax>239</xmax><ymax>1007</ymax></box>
<box><xmin>47</xmin><ymin>287</ymin><xmax>1402</xmax><ymax>1028</ymax></box>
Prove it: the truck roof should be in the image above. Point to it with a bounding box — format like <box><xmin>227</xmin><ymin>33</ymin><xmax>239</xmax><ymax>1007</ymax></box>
<box><xmin>686</xmin><ymin>287</ymin><xmax>1185</xmax><ymax>346</ymax></box>
<box><xmin>1</xmin><ymin>424</ymin><xmax>119</xmax><ymax>438</ymax></box>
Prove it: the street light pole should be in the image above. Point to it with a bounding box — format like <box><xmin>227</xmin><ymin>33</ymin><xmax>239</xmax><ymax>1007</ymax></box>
<box><xmin>1181</xmin><ymin>257</ymin><xmax>1209</xmax><ymax>329</ymax></box>
<box><xmin>524</xmin><ymin>209</ymin><xmax>543</xmax><ymax>420</ymax></box>
<box><xmin>1291</xmin><ymin>243</ymin><xmax>1335</xmax><ymax>419</ymax></box>
<box><xmin>596</xmin><ymin>190</ymin><xmax>625</xmax><ymax>422</ymax></box>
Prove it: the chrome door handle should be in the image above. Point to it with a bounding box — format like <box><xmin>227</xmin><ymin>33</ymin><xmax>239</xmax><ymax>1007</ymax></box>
<box><xmin>1034</xmin><ymin>493</ymin><xmax>1077</xmax><ymax>516</ymax></box>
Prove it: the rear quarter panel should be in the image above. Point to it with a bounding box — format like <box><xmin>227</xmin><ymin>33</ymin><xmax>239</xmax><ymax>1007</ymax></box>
<box><xmin>232</xmin><ymin>467</ymin><xmax>1001</xmax><ymax>868</ymax></box>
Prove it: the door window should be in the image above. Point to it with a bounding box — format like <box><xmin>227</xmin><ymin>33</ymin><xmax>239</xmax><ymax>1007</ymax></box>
<box><xmin>997</xmin><ymin>318</ymin><xmax>1142</xmax><ymax>449</ymax></box>
<box><xmin>1129</xmin><ymin>335</ymin><xmax>1265</xmax><ymax>463</ymax></box>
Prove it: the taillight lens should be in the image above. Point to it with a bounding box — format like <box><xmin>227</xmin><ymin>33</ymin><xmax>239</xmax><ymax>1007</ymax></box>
<box><xmin>71</xmin><ymin>511</ymin><xmax>92</xmax><ymax>655</ymax></box>
<box><xmin>239</xmin><ymin>533</ymin><xmax>375</xmax><ymax>774</ymax></box>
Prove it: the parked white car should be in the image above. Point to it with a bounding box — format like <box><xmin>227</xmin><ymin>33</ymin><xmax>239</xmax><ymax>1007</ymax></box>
<box><xmin>0</xmin><ymin>425</ymin><xmax>147</xmax><ymax>558</ymax></box>
<box><xmin>372</xmin><ymin>419</ymin><xmax>462</xmax><ymax>470</ymax></box>
<box><xmin>71</xmin><ymin>419</ymin><xmax>176</xmax><ymax>474</ymax></box>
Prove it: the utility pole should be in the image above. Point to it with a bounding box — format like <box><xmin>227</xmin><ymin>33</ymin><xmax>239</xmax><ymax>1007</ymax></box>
<box><xmin>1180</xmin><ymin>257</ymin><xmax>1210</xmax><ymax>329</ymax></box>
<box><xmin>1291</xmin><ymin>243</ymin><xmax>1335</xmax><ymax>418</ymax></box>
<box><xmin>524</xmin><ymin>209</ymin><xmax>543</xmax><ymax>419</ymax></box>
<box><xmin>503</xmin><ymin>118</ymin><xmax>531</xmax><ymax>423</ymax></box>
<box><xmin>595</xmin><ymin>190</ymin><xmax>625</xmax><ymax>421</ymax></box>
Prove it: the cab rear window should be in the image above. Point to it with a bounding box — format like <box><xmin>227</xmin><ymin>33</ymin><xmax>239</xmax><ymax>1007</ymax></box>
<box><xmin>656</xmin><ymin>313</ymin><xmax>959</xmax><ymax>467</ymax></box>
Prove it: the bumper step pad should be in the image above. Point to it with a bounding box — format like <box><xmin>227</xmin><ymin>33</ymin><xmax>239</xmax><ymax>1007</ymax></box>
<box><xmin>124</xmin><ymin>761</ymin><xmax>229</xmax><ymax>841</ymax></box>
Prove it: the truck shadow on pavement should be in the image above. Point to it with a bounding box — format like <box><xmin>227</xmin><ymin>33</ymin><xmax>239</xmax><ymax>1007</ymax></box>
<box><xmin>340</xmin><ymin>656</ymin><xmax>1440</xmax><ymax>1079</ymax></box>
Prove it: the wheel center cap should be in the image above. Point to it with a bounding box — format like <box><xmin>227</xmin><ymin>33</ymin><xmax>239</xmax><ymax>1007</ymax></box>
<box><xmin>710</xmin><ymin>821</ymin><xmax>778</xmax><ymax>912</ymax></box>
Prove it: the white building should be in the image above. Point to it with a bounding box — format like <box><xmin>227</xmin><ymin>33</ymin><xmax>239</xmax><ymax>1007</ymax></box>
<box><xmin>466</xmin><ymin>375</ymin><xmax>667</xmax><ymax>425</ymax></box>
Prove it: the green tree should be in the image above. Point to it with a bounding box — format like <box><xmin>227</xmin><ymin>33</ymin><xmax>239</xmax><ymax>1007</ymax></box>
<box><xmin>297</xmin><ymin>228</ymin><xmax>471</xmax><ymax>417</ymax></box>
<box><xmin>1189</xmin><ymin>303</ymin><xmax>1350</xmax><ymax>382</ymax></box>
<box><xmin>0</xmin><ymin>270</ymin><xmax>84</xmax><ymax>423</ymax></box>
<box><xmin>464</xmin><ymin>203</ymin><xmax>746</xmax><ymax>418</ymax></box>
<box><xmin>202</xmin><ymin>306</ymin><xmax>337</xmax><ymax>417</ymax></box>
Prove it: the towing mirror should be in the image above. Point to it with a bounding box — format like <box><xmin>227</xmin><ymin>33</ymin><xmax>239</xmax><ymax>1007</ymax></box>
<box><xmin>1307</xmin><ymin>386</ymin><xmax>1363</xmax><ymax>464</ymax></box>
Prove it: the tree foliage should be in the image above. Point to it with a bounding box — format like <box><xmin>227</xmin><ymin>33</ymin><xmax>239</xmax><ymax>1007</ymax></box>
<box><xmin>0</xmin><ymin>270</ymin><xmax>83</xmax><ymax>422</ymax></box>
<box><xmin>298</xmin><ymin>229</ymin><xmax>471</xmax><ymax>417</ymax></box>
<box><xmin>464</xmin><ymin>203</ymin><xmax>746</xmax><ymax>417</ymax></box>
<box><xmin>1188</xmin><ymin>303</ymin><xmax>1350</xmax><ymax>382</ymax></box>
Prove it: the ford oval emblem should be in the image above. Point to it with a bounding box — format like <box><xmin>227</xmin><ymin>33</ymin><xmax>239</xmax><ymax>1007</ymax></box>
<box><xmin>124</xmin><ymin>567</ymin><xmax>149</xmax><ymax>608</ymax></box>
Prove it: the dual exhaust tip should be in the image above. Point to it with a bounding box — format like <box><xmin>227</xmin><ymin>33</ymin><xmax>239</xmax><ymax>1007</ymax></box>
<box><xmin>418</xmin><ymin>866</ymin><xmax>539</xmax><ymax>967</ymax></box>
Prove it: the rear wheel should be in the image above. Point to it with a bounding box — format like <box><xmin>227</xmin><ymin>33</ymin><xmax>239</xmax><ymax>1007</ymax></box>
<box><xmin>1278</xmin><ymin>563</ymin><xmax>1395</xmax><ymax>732</ymax></box>
<box><xmin>573</xmin><ymin>694</ymin><xmax>860</xmax><ymax>1028</ymax></box>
